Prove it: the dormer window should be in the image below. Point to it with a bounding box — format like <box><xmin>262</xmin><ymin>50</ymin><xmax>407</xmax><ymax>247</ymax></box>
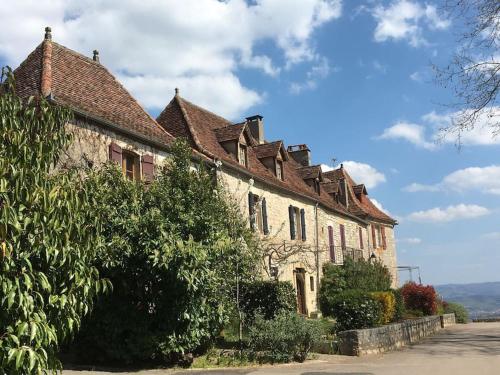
<box><xmin>239</xmin><ymin>144</ymin><xmax>248</xmax><ymax>167</ymax></box>
<box><xmin>276</xmin><ymin>160</ymin><xmax>284</xmax><ymax>180</ymax></box>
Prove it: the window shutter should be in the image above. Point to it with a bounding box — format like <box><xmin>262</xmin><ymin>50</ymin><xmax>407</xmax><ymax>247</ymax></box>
<box><xmin>262</xmin><ymin>198</ymin><xmax>269</xmax><ymax>235</ymax></box>
<box><xmin>340</xmin><ymin>224</ymin><xmax>346</xmax><ymax>250</ymax></box>
<box><xmin>108</xmin><ymin>142</ymin><xmax>122</xmax><ymax>164</ymax></box>
<box><xmin>248</xmin><ymin>192</ymin><xmax>256</xmax><ymax>231</ymax></box>
<box><xmin>289</xmin><ymin>205</ymin><xmax>296</xmax><ymax>240</ymax></box>
<box><xmin>359</xmin><ymin>227</ymin><xmax>364</xmax><ymax>249</ymax></box>
<box><xmin>328</xmin><ymin>226</ymin><xmax>335</xmax><ymax>262</ymax></box>
<box><xmin>141</xmin><ymin>154</ymin><xmax>154</xmax><ymax>182</ymax></box>
<box><xmin>381</xmin><ymin>226</ymin><xmax>387</xmax><ymax>249</ymax></box>
<box><xmin>300</xmin><ymin>208</ymin><xmax>306</xmax><ymax>241</ymax></box>
<box><xmin>371</xmin><ymin>225</ymin><xmax>377</xmax><ymax>248</ymax></box>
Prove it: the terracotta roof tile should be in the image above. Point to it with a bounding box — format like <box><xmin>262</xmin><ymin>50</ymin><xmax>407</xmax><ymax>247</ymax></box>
<box><xmin>14</xmin><ymin>41</ymin><xmax>174</xmax><ymax>147</ymax></box>
<box><xmin>296</xmin><ymin>165</ymin><xmax>322</xmax><ymax>180</ymax></box>
<box><xmin>214</xmin><ymin>123</ymin><xmax>246</xmax><ymax>143</ymax></box>
<box><xmin>253</xmin><ymin>141</ymin><xmax>285</xmax><ymax>160</ymax></box>
<box><xmin>157</xmin><ymin>96</ymin><xmax>364</xmax><ymax>223</ymax></box>
<box><xmin>323</xmin><ymin>168</ymin><xmax>396</xmax><ymax>224</ymax></box>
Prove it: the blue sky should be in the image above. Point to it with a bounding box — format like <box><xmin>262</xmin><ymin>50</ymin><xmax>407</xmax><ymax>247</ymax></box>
<box><xmin>1</xmin><ymin>0</ymin><xmax>498</xmax><ymax>285</ymax></box>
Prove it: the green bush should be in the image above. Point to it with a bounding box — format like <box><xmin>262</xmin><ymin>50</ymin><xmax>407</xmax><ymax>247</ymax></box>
<box><xmin>392</xmin><ymin>288</ymin><xmax>406</xmax><ymax>322</ymax></box>
<box><xmin>247</xmin><ymin>311</ymin><xmax>323</xmax><ymax>363</ymax></box>
<box><xmin>319</xmin><ymin>258</ymin><xmax>391</xmax><ymax>297</ymax></box>
<box><xmin>0</xmin><ymin>68</ymin><xmax>109</xmax><ymax>374</ymax></box>
<box><xmin>320</xmin><ymin>290</ymin><xmax>382</xmax><ymax>332</ymax></box>
<box><xmin>444</xmin><ymin>302</ymin><xmax>469</xmax><ymax>323</ymax></box>
<box><xmin>68</xmin><ymin>140</ymin><xmax>261</xmax><ymax>365</ymax></box>
<box><xmin>371</xmin><ymin>291</ymin><xmax>395</xmax><ymax>324</ymax></box>
<box><xmin>240</xmin><ymin>280</ymin><xmax>297</xmax><ymax>322</ymax></box>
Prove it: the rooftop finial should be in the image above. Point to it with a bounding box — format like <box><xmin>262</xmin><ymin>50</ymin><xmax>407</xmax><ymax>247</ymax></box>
<box><xmin>175</xmin><ymin>87</ymin><xmax>179</xmax><ymax>95</ymax></box>
<box><xmin>340</xmin><ymin>163</ymin><xmax>343</xmax><ymax>169</ymax></box>
<box><xmin>44</xmin><ymin>26</ymin><xmax>52</xmax><ymax>40</ymax></box>
<box><xmin>93</xmin><ymin>50</ymin><xmax>100</xmax><ymax>63</ymax></box>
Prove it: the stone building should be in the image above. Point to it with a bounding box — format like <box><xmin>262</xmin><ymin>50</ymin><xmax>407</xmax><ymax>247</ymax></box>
<box><xmin>11</xmin><ymin>28</ymin><xmax>398</xmax><ymax>316</ymax></box>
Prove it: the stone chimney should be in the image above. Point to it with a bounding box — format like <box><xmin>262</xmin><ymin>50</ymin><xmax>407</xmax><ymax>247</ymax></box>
<box><xmin>41</xmin><ymin>27</ymin><xmax>53</xmax><ymax>98</ymax></box>
<box><xmin>287</xmin><ymin>144</ymin><xmax>311</xmax><ymax>167</ymax></box>
<box><xmin>93</xmin><ymin>50</ymin><xmax>100</xmax><ymax>63</ymax></box>
<box><xmin>246</xmin><ymin>115</ymin><xmax>264</xmax><ymax>144</ymax></box>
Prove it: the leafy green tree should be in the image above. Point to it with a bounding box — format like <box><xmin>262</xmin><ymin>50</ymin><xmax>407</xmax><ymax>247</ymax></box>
<box><xmin>0</xmin><ymin>68</ymin><xmax>109</xmax><ymax>374</ymax></box>
<box><xmin>70</xmin><ymin>139</ymin><xmax>261</xmax><ymax>365</ymax></box>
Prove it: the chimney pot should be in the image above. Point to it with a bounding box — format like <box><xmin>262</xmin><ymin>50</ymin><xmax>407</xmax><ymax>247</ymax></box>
<box><xmin>93</xmin><ymin>50</ymin><xmax>99</xmax><ymax>62</ymax></box>
<box><xmin>44</xmin><ymin>26</ymin><xmax>52</xmax><ymax>40</ymax></box>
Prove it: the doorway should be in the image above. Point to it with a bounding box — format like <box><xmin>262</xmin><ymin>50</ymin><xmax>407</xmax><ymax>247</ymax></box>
<box><xmin>295</xmin><ymin>268</ymin><xmax>307</xmax><ymax>315</ymax></box>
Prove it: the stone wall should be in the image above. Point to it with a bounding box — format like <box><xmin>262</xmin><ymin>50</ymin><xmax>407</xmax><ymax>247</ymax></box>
<box><xmin>441</xmin><ymin>313</ymin><xmax>456</xmax><ymax>327</ymax></box>
<box><xmin>338</xmin><ymin>315</ymin><xmax>455</xmax><ymax>356</ymax></box>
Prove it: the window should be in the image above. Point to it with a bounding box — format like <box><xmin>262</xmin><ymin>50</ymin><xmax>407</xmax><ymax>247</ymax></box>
<box><xmin>238</xmin><ymin>144</ymin><xmax>248</xmax><ymax>167</ymax></box>
<box><xmin>289</xmin><ymin>205</ymin><xmax>304</xmax><ymax>240</ymax></box>
<box><xmin>276</xmin><ymin>160</ymin><xmax>284</xmax><ymax>180</ymax></box>
<box><xmin>122</xmin><ymin>151</ymin><xmax>140</xmax><ymax>181</ymax></box>
<box><xmin>359</xmin><ymin>227</ymin><xmax>364</xmax><ymax>249</ymax></box>
<box><xmin>248</xmin><ymin>193</ymin><xmax>269</xmax><ymax>234</ymax></box>
<box><xmin>310</xmin><ymin>276</ymin><xmax>315</xmax><ymax>292</ymax></box>
<box><xmin>376</xmin><ymin>225</ymin><xmax>382</xmax><ymax>248</ymax></box>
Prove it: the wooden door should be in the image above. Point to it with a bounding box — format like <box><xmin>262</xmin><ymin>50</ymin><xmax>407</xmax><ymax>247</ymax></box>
<box><xmin>296</xmin><ymin>270</ymin><xmax>307</xmax><ymax>315</ymax></box>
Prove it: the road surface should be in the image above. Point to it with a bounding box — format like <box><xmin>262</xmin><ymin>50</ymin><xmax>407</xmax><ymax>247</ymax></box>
<box><xmin>64</xmin><ymin>322</ymin><xmax>500</xmax><ymax>375</ymax></box>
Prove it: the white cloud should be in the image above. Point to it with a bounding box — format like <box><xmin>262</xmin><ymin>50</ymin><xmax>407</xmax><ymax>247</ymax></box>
<box><xmin>372</xmin><ymin>0</ymin><xmax>449</xmax><ymax>47</ymax></box>
<box><xmin>378</xmin><ymin>107</ymin><xmax>500</xmax><ymax>150</ymax></box>
<box><xmin>481</xmin><ymin>232</ymin><xmax>500</xmax><ymax>240</ymax></box>
<box><xmin>409</xmin><ymin>71</ymin><xmax>422</xmax><ymax>82</ymax></box>
<box><xmin>376</xmin><ymin>122</ymin><xmax>437</xmax><ymax>150</ymax></box>
<box><xmin>0</xmin><ymin>0</ymin><xmax>342</xmax><ymax>119</ymax></box>
<box><xmin>320</xmin><ymin>161</ymin><xmax>386</xmax><ymax>189</ymax></box>
<box><xmin>341</xmin><ymin>161</ymin><xmax>386</xmax><ymax>189</ymax></box>
<box><xmin>397</xmin><ymin>237</ymin><xmax>422</xmax><ymax>244</ymax></box>
<box><xmin>424</xmin><ymin>108</ymin><xmax>500</xmax><ymax>146</ymax></box>
<box><xmin>407</xmin><ymin>204</ymin><xmax>490</xmax><ymax>223</ymax></box>
<box><xmin>403</xmin><ymin>165</ymin><xmax>500</xmax><ymax>195</ymax></box>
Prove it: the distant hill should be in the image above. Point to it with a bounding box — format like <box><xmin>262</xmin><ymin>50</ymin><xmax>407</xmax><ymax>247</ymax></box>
<box><xmin>436</xmin><ymin>282</ymin><xmax>500</xmax><ymax>319</ymax></box>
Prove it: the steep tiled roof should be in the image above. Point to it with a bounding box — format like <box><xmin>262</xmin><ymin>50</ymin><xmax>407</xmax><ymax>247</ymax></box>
<box><xmin>296</xmin><ymin>165</ymin><xmax>322</xmax><ymax>180</ymax></box>
<box><xmin>13</xmin><ymin>39</ymin><xmax>174</xmax><ymax>147</ymax></box>
<box><xmin>323</xmin><ymin>168</ymin><xmax>396</xmax><ymax>224</ymax></box>
<box><xmin>157</xmin><ymin>95</ymin><xmax>364</xmax><ymax>223</ymax></box>
<box><xmin>321</xmin><ymin>181</ymin><xmax>339</xmax><ymax>195</ymax></box>
<box><xmin>253</xmin><ymin>141</ymin><xmax>286</xmax><ymax>160</ymax></box>
<box><xmin>214</xmin><ymin>123</ymin><xmax>246</xmax><ymax>143</ymax></box>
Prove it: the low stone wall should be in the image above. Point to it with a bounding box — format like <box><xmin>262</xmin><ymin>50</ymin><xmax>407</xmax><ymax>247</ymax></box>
<box><xmin>441</xmin><ymin>313</ymin><xmax>456</xmax><ymax>327</ymax></box>
<box><xmin>338</xmin><ymin>314</ymin><xmax>455</xmax><ymax>356</ymax></box>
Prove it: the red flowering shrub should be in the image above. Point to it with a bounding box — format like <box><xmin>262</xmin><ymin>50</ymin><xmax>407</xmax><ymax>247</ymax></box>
<box><xmin>401</xmin><ymin>282</ymin><xmax>437</xmax><ymax>316</ymax></box>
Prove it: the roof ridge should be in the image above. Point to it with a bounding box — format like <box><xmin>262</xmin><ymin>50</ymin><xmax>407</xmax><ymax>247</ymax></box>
<box><xmin>175</xmin><ymin>95</ymin><xmax>216</xmax><ymax>159</ymax></box>
<box><xmin>12</xmin><ymin>42</ymin><xmax>44</xmax><ymax>92</ymax></box>
<box><xmin>177</xmin><ymin>95</ymin><xmax>233</xmax><ymax>126</ymax></box>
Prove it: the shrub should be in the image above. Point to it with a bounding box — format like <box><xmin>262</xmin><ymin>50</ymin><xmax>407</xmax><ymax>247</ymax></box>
<box><xmin>240</xmin><ymin>281</ymin><xmax>296</xmax><ymax>322</ymax></box>
<box><xmin>320</xmin><ymin>290</ymin><xmax>382</xmax><ymax>332</ymax></box>
<box><xmin>0</xmin><ymin>68</ymin><xmax>109</xmax><ymax>374</ymax></box>
<box><xmin>68</xmin><ymin>140</ymin><xmax>261</xmax><ymax>365</ymax></box>
<box><xmin>371</xmin><ymin>291</ymin><xmax>396</xmax><ymax>324</ymax></box>
<box><xmin>401</xmin><ymin>282</ymin><xmax>438</xmax><ymax>316</ymax></box>
<box><xmin>392</xmin><ymin>288</ymin><xmax>406</xmax><ymax>322</ymax></box>
<box><xmin>444</xmin><ymin>301</ymin><xmax>469</xmax><ymax>323</ymax></box>
<box><xmin>247</xmin><ymin>311</ymin><xmax>323</xmax><ymax>363</ymax></box>
<box><xmin>319</xmin><ymin>258</ymin><xmax>391</xmax><ymax>297</ymax></box>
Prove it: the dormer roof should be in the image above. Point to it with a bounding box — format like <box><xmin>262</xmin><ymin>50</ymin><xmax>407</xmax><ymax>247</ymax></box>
<box><xmin>253</xmin><ymin>140</ymin><xmax>288</xmax><ymax>160</ymax></box>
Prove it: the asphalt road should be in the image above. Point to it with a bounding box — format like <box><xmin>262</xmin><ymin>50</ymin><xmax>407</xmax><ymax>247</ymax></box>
<box><xmin>63</xmin><ymin>322</ymin><xmax>500</xmax><ymax>375</ymax></box>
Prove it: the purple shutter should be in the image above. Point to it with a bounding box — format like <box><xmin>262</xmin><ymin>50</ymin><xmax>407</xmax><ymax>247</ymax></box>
<box><xmin>340</xmin><ymin>224</ymin><xmax>346</xmax><ymax>250</ymax></box>
<box><xmin>328</xmin><ymin>226</ymin><xmax>335</xmax><ymax>262</ymax></box>
<box><xmin>141</xmin><ymin>154</ymin><xmax>154</xmax><ymax>182</ymax></box>
<box><xmin>108</xmin><ymin>142</ymin><xmax>122</xmax><ymax>164</ymax></box>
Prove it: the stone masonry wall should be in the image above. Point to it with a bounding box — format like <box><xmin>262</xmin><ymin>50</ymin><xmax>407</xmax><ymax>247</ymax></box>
<box><xmin>338</xmin><ymin>315</ymin><xmax>455</xmax><ymax>356</ymax></box>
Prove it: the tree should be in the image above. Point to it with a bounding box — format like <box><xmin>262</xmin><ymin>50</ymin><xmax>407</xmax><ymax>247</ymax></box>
<box><xmin>435</xmin><ymin>0</ymin><xmax>499</xmax><ymax>145</ymax></box>
<box><xmin>0</xmin><ymin>68</ymin><xmax>109</xmax><ymax>374</ymax></box>
<box><xmin>69</xmin><ymin>139</ymin><xmax>261</xmax><ymax>365</ymax></box>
